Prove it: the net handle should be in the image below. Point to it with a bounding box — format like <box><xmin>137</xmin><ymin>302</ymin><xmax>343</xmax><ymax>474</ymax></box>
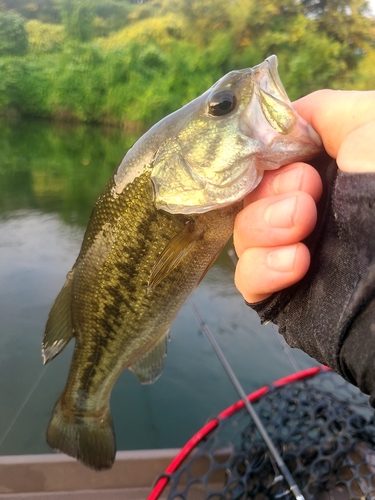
<box><xmin>189</xmin><ymin>299</ymin><xmax>305</xmax><ymax>500</ymax></box>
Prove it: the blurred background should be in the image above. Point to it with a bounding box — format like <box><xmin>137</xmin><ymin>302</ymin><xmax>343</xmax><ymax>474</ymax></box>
<box><xmin>0</xmin><ymin>0</ymin><xmax>374</xmax><ymax>458</ymax></box>
<box><xmin>0</xmin><ymin>0</ymin><xmax>374</xmax><ymax>127</ymax></box>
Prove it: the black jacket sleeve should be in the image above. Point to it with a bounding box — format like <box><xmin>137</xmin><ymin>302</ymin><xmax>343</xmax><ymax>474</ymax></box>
<box><xmin>248</xmin><ymin>155</ymin><xmax>375</xmax><ymax>405</ymax></box>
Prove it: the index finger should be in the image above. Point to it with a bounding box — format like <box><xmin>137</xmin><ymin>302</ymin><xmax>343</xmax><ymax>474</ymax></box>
<box><xmin>294</xmin><ymin>90</ymin><xmax>375</xmax><ymax>159</ymax></box>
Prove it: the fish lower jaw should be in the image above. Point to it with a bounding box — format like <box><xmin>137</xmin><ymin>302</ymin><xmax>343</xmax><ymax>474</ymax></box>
<box><xmin>256</xmin><ymin>141</ymin><xmax>323</xmax><ymax>171</ymax></box>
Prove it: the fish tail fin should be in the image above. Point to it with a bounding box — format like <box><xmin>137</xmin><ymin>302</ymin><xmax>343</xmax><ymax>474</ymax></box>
<box><xmin>46</xmin><ymin>398</ymin><xmax>116</xmax><ymax>471</ymax></box>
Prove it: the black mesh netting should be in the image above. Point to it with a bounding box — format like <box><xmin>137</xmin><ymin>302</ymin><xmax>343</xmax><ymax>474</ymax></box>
<box><xmin>155</xmin><ymin>370</ymin><xmax>375</xmax><ymax>500</ymax></box>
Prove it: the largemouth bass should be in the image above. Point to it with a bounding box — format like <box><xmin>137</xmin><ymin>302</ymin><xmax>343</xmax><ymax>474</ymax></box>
<box><xmin>42</xmin><ymin>55</ymin><xmax>322</xmax><ymax>470</ymax></box>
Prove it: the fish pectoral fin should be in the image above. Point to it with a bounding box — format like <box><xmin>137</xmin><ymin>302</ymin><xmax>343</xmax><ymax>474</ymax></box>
<box><xmin>129</xmin><ymin>330</ymin><xmax>170</xmax><ymax>384</ymax></box>
<box><xmin>42</xmin><ymin>271</ymin><xmax>75</xmax><ymax>365</ymax></box>
<box><xmin>147</xmin><ymin>220</ymin><xmax>201</xmax><ymax>292</ymax></box>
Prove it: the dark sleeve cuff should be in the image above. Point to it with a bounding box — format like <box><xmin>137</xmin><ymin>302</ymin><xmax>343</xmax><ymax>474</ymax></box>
<box><xmin>247</xmin><ymin>155</ymin><xmax>375</xmax><ymax>405</ymax></box>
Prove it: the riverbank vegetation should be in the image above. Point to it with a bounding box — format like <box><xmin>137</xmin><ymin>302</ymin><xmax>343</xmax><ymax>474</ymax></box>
<box><xmin>0</xmin><ymin>0</ymin><xmax>374</xmax><ymax>128</ymax></box>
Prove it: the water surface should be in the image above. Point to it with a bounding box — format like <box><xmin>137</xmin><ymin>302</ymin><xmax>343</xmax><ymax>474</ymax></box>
<box><xmin>0</xmin><ymin>118</ymin><xmax>316</xmax><ymax>456</ymax></box>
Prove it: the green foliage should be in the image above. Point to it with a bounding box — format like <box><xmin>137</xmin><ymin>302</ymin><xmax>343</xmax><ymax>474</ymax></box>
<box><xmin>93</xmin><ymin>0</ymin><xmax>135</xmax><ymax>36</ymax></box>
<box><xmin>0</xmin><ymin>0</ymin><xmax>374</xmax><ymax>126</ymax></box>
<box><xmin>0</xmin><ymin>56</ymin><xmax>55</xmax><ymax>114</ymax></box>
<box><xmin>345</xmin><ymin>43</ymin><xmax>375</xmax><ymax>89</ymax></box>
<box><xmin>301</xmin><ymin>0</ymin><xmax>373</xmax><ymax>68</ymax></box>
<box><xmin>0</xmin><ymin>59</ymin><xmax>18</xmax><ymax>108</ymax></box>
<box><xmin>25</xmin><ymin>20</ymin><xmax>65</xmax><ymax>53</ymax></box>
<box><xmin>59</xmin><ymin>0</ymin><xmax>94</xmax><ymax>42</ymax></box>
<box><xmin>0</xmin><ymin>11</ymin><xmax>28</xmax><ymax>56</ymax></box>
<box><xmin>50</xmin><ymin>43</ymin><xmax>109</xmax><ymax>122</ymax></box>
<box><xmin>0</xmin><ymin>0</ymin><xmax>61</xmax><ymax>23</ymax></box>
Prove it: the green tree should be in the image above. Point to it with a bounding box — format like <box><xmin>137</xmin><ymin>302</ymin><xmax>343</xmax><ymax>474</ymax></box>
<box><xmin>347</xmin><ymin>40</ymin><xmax>375</xmax><ymax>89</ymax></box>
<box><xmin>0</xmin><ymin>0</ymin><xmax>61</xmax><ymax>23</ymax></box>
<box><xmin>94</xmin><ymin>0</ymin><xmax>135</xmax><ymax>36</ymax></box>
<box><xmin>0</xmin><ymin>11</ymin><xmax>28</xmax><ymax>56</ymax></box>
<box><xmin>0</xmin><ymin>0</ymin><xmax>374</xmax><ymax>125</ymax></box>
<box><xmin>300</xmin><ymin>0</ymin><xmax>373</xmax><ymax>67</ymax></box>
<box><xmin>59</xmin><ymin>0</ymin><xmax>94</xmax><ymax>42</ymax></box>
<box><xmin>25</xmin><ymin>20</ymin><xmax>65</xmax><ymax>53</ymax></box>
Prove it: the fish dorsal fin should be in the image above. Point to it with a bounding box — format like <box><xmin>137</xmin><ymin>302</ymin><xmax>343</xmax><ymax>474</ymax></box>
<box><xmin>42</xmin><ymin>271</ymin><xmax>75</xmax><ymax>365</ymax></box>
<box><xmin>129</xmin><ymin>331</ymin><xmax>170</xmax><ymax>385</ymax></box>
<box><xmin>148</xmin><ymin>220</ymin><xmax>201</xmax><ymax>292</ymax></box>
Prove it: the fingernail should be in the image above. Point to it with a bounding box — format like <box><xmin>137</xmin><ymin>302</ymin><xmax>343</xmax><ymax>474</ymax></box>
<box><xmin>264</xmin><ymin>196</ymin><xmax>297</xmax><ymax>228</ymax></box>
<box><xmin>273</xmin><ymin>166</ymin><xmax>303</xmax><ymax>194</ymax></box>
<box><xmin>267</xmin><ymin>246</ymin><xmax>297</xmax><ymax>272</ymax></box>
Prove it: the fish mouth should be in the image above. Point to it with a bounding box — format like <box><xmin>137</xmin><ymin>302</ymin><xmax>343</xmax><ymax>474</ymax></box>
<box><xmin>252</xmin><ymin>55</ymin><xmax>290</xmax><ymax>103</ymax></box>
<box><xmin>242</xmin><ymin>55</ymin><xmax>322</xmax><ymax>160</ymax></box>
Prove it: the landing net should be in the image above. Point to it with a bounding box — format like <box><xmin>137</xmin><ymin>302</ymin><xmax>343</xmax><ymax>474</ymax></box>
<box><xmin>149</xmin><ymin>367</ymin><xmax>375</xmax><ymax>500</ymax></box>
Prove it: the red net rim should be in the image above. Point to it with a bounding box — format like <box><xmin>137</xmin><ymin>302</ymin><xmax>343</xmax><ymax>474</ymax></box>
<box><xmin>148</xmin><ymin>365</ymin><xmax>330</xmax><ymax>500</ymax></box>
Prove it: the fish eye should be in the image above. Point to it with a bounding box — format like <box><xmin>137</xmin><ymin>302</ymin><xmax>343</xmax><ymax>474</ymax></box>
<box><xmin>208</xmin><ymin>90</ymin><xmax>237</xmax><ymax>117</ymax></box>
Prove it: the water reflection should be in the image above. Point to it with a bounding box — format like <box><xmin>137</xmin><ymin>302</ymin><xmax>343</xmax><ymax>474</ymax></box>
<box><xmin>0</xmin><ymin>118</ymin><xmax>136</xmax><ymax>225</ymax></box>
<box><xmin>0</xmin><ymin>119</ymin><xmax>316</xmax><ymax>456</ymax></box>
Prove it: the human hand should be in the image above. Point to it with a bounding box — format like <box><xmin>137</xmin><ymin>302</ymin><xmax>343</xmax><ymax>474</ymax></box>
<box><xmin>234</xmin><ymin>90</ymin><xmax>375</xmax><ymax>303</ymax></box>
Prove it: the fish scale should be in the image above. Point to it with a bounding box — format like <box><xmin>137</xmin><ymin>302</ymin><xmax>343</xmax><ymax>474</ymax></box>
<box><xmin>42</xmin><ymin>55</ymin><xmax>322</xmax><ymax>470</ymax></box>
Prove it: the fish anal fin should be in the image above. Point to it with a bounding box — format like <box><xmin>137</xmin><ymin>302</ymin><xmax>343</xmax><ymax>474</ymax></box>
<box><xmin>148</xmin><ymin>220</ymin><xmax>201</xmax><ymax>292</ymax></box>
<box><xmin>46</xmin><ymin>397</ymin><xmax>116</xmax><ymax>471</ymax></box>
<box><xmin>42</xmin><ymin>271</ymin><xmax>75</xmax><ymax>365</ymax></box>
<box><xmin>129</xmin><ymin>330</ymin><xmax>170</xmax><ymax>384</ymax></box>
